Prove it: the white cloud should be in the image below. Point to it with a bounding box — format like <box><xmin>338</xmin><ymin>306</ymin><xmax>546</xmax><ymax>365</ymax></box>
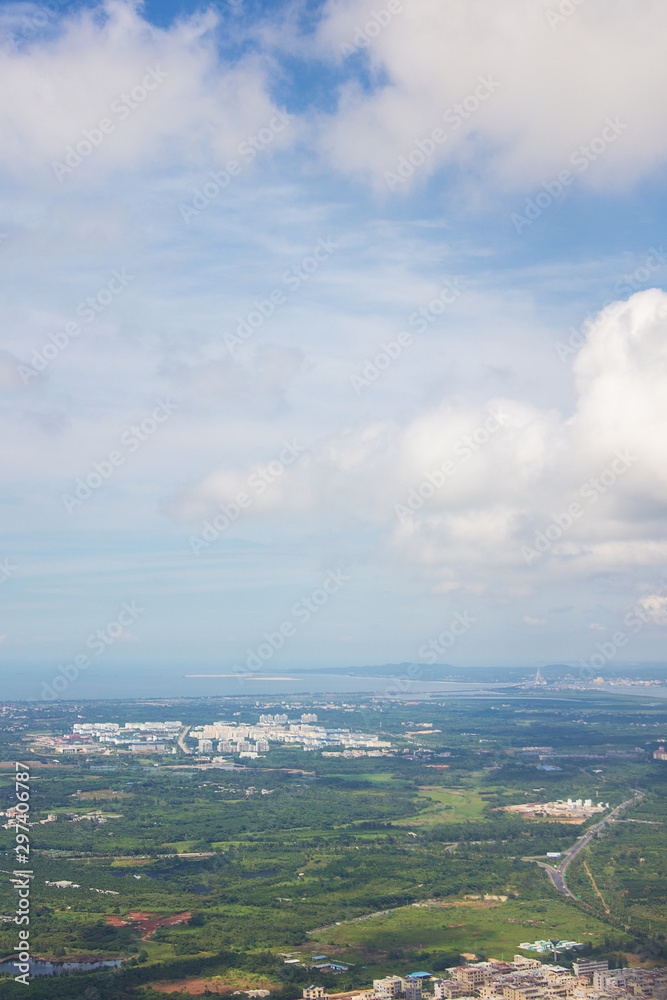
<box><xmin>637</xmin><ymin>594</ymin><xmax>667</xmax><ymax>625</ymax></box>
<box><xmin>173</xmin><ymin>289</ymin><xmax>667</xmax><ymax>594</ymax></box>
<box><xmin>2</xmin><ymin>0</ymin><xmax>666</xmax><ymax>670</ymax></box>
<box><xmin>0</xmin><ymin>0</ymin><xmax>290</xmax><ymax>182</ymax></box>
<box><xmin>316</xmin><ymin>0</ymin><xmax>667</xmax><ymax>193</ymax></box>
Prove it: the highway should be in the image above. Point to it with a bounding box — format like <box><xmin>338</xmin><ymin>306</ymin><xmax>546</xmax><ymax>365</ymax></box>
<box><xmin>531</xmin><ymin>792</ymin><xmax>644</xmax><ymax>899</ymax></box>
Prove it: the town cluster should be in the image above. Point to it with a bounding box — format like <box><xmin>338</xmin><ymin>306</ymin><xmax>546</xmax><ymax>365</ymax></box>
<box><xmin>304</xmin><ymin>957</ymin><xmax>667</xmax><ymax>1000</ymax></box>
<box><xmin>30</xmin><ymin>719</ymin><xmax>182</xmax><ymax>755</ymax></box>
<box><xmin>190</xmin><ymin>714</ymin><xmax>392</xmax><ymax>759</ymax></box>
<box><xmin>33</xmin><ymin>714</ymin><xmax>393</xmax><ymax>759</ymax></box>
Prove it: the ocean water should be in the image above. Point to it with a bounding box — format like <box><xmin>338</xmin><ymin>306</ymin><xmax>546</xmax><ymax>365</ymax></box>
<box><xmin>10</xmin><ymin>662</ymin><xmax>667</xmax><ymax>701</ymax></box>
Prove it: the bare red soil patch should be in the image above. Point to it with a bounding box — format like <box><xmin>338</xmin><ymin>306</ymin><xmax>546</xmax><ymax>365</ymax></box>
<box><xmin>147</xmin><ymin>977</ymin><xmax>275</xmax><ymax>995</ymax></box>
<box><xmin>105</xmin><ymin>910</ymin><xmax>191</xmax><ymax>939</ymax></box>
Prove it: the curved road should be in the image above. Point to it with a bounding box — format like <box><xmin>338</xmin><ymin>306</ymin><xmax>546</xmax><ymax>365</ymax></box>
<box><xmin>532</xmin><ymin>792</ymin><xmax>644</xmax><ymax>899</ymax></box>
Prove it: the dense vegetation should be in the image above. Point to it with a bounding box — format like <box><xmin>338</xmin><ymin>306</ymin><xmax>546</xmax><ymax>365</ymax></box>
<box><xmin>0</xmin><ymin>689</ymin><xmax>666</xmax><ymax>997</ymax></box>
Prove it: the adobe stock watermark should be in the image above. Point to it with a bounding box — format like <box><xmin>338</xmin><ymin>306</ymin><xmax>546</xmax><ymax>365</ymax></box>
<box><xmin>188</xmin><ymin>439</ymin><xmax>307</xmax><ymax>553</ymax></box>
<box><xmin>0</xmin><ymin>558</ymin><xmax>18</xmax><ymax>584</ymax></box>
<box><xmin>179</xmin><ymin>109</ymin><xmax>292</xmax><ymax>223</ymax></box>
<box><xmin>17</xmin><ymin>268</ymin><xmax>134</xmax><ymax>385</ymax></box>
<box><xmin>521</xmin><ymin>449</ymin><xmax>637</xmax><ymax>564</ymax></box>
<box><xmin>545</xmin><ymin>0</ymin><xmax>589</xmax><ymax>30</ymax></box>
<box><xmin>340</xmin><ymin>1</ymin><xmax>404</xmax><ymax>57</ymax></box>
<box><xmin>351</xmin><ymin>276</ymin><xmax>466</xmax><ymax>393</ymax></box>
<box><xmin>511</xmin><ymin>117</ymin><xmax>628</xmax><ymax>233</ymax></box>
<box><xmin>62</xmin><ymin>397</ymin><xmax>178</xmax><ymax>513</ymax></box>
<box><xmin>579</xmin><ymin>578</ymin><xmax>667</xmax><ymax>679</ymax></box>
<box><xmin>52</xmin><ymin>67</ymin><xmax>168</xmax><ymax>181</ymax></box>
<box><xmin>225</xmin><ymin>237</ymin><xmax>339</xmax><ymax>351</ymax></box>
<box><xmin>40</xmin><ymin>601</ymin><xmax>145</xmax><ymax>700</ymax></box>
<box><xmin>555</xmin><ymin>246</ymin><xmax>667</xmax><ymax>362</ymax></box>
<box><xmin>394</xmin><ymin>406</ymin><xmax>511</xmax><ymax>523</ymax></box>
<box><xmin>233</xmin><ymin>569</ymin><xmax>349</xmax><ymax>683</ymax></box>
<box><xmin>417</xmin><ymin>612</ymin><xmax>477</xmax><ymax>665</ymax></box>
<box><xmin>385</xmin><ymin>76</ymin><xmax>501</xmax><ymax>191</ymax></box>
<box><xmin>374</xmin><ymin>609</ymin><xmax>478</xmax><ymax>700</ymax></box>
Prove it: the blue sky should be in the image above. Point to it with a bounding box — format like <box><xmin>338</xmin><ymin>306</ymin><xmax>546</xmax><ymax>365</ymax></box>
<box><xmin>2</xmin><ymin>0</ymin><xmax>667</xmax><ymax>699</ymax></box>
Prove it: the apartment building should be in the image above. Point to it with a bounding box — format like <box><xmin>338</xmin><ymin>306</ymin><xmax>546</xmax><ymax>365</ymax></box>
<box><xmin>573</xmin><ymin>963</ymin><xmax>609</xmax><ymax>981</ymax></box>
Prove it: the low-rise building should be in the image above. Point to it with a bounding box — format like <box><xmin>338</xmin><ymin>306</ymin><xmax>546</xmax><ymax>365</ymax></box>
<box><xmin>435</xmin><ymin>980</ymin><xmax>470</xmax><ymax>999</ymax></box>
<box><xmin>452</xmin><ymin>967</ymin><xmax>491</xmax><ymax>989</ymax></box>
<box><xmin>374</xmin><ymin>977</ymin><xmax>404</xmax><ymax>998</ymax></box>
<box><xmin>304</xmin><ymin>988</ymin><xmax>329</xmax><ymax>1000</ymax></box>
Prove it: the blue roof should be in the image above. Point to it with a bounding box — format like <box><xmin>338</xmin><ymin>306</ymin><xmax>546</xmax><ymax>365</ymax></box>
<box><xmin>407</xmin><ymin>972</ymin><xmax>432</xmax><ymax>979</ymax></box>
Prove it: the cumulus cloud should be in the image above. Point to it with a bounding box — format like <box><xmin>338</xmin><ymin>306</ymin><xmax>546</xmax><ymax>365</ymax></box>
<box><xmin>172</xmin><ymin>289</ymin><xmax>667</xmax><ymax>592</ymax></box>
<box><xmin>0</xmin><ymin>0</ymin><xmax>290</xmax><ymax>182</ymax></box>
<box><xmin>570</xmin><ymin>289</ymin><xmax>667</xmax><ymax>495</ymax></box>
<box><xmin>316</xmin><ymin>0</ymin><xmax>667</xmax><ymax>193</ymax></box>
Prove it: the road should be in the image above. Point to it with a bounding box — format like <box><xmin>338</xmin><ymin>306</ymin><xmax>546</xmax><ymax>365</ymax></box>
<box><xmin>177</xmin><ymin>725</ymin><xmax>192</xmax><ymax>755</ymax></box>
<box><xmin>531</xmin><ymin>792</ymin><xmax>644</xmax><ymax>899</ymax></box>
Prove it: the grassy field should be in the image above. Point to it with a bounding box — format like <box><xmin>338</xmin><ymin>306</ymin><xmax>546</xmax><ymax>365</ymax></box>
<box><xmin>395</xmin><ymin>786</ymin><xmax>488</xmax><ymax>827</ymax></box>
<box><xmin>308</xmin><ymin>897</ymin><xmax>613</xmax><ymax>964</ymax></box>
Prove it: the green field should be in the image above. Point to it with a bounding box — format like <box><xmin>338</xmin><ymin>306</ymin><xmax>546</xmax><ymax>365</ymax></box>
<box><xmin>395</xmin><ymin>786</ymin><xmax>488</xmax><ymax>826</ymax></box>
<box><xmin>0</xmin><ymin>691</ymin><xmax>666</xmax><ymax>999</ymax></box>
<box><xmin>309</xmin><ymin>897</ymin><xmax>613</xmax><ymax>964</ymax></box>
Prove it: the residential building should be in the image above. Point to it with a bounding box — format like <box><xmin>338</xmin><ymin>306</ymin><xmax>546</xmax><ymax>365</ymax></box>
<box><xmin>435</xmin><ymin>980</ymin><xmax>473</xmax><ymax>999</ymax></box>
<box><xmin>452</xmin><ymin>967</ymin><xmax>490</xmax><ymax>988</ymax></box>
<box><xmin>572</xmin><ymin>962</ymin><xmax>609</xmax><ymax>980</ymax></box>
<box><xmin>403</xmin><ymin>982</ymin><xmax>422</xmax><ymax>1000</ymax></box>
<box><xmin>374</xmin><ymin>977</ymin><xmax>405</xmax><ymax>997</ymax></box>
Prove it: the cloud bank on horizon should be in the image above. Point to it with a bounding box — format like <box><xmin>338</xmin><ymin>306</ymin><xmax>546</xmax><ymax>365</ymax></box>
<box><xmin>1</xmin><ymin>0</ymin><xmax>667</xmax><ymax>690</ymax></box>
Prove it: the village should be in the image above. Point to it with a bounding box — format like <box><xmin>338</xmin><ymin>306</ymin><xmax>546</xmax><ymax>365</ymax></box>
<box><xmin>301</xmin><ymin>957</ymin><xmax>667</xmax><ymax>1000</ymax></box>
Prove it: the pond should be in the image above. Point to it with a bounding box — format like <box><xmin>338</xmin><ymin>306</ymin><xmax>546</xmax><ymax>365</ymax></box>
<box><xmin>0</xmin><ymin>957</ymin><xmax>122</xmax><ymax>977</ymax></box>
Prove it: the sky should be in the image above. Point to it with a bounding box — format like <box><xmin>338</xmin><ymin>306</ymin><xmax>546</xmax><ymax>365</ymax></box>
<box><xmin>2</xmin><ymin>0</ymin><xmax>667</xmax><ymax>699</ymax></box>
